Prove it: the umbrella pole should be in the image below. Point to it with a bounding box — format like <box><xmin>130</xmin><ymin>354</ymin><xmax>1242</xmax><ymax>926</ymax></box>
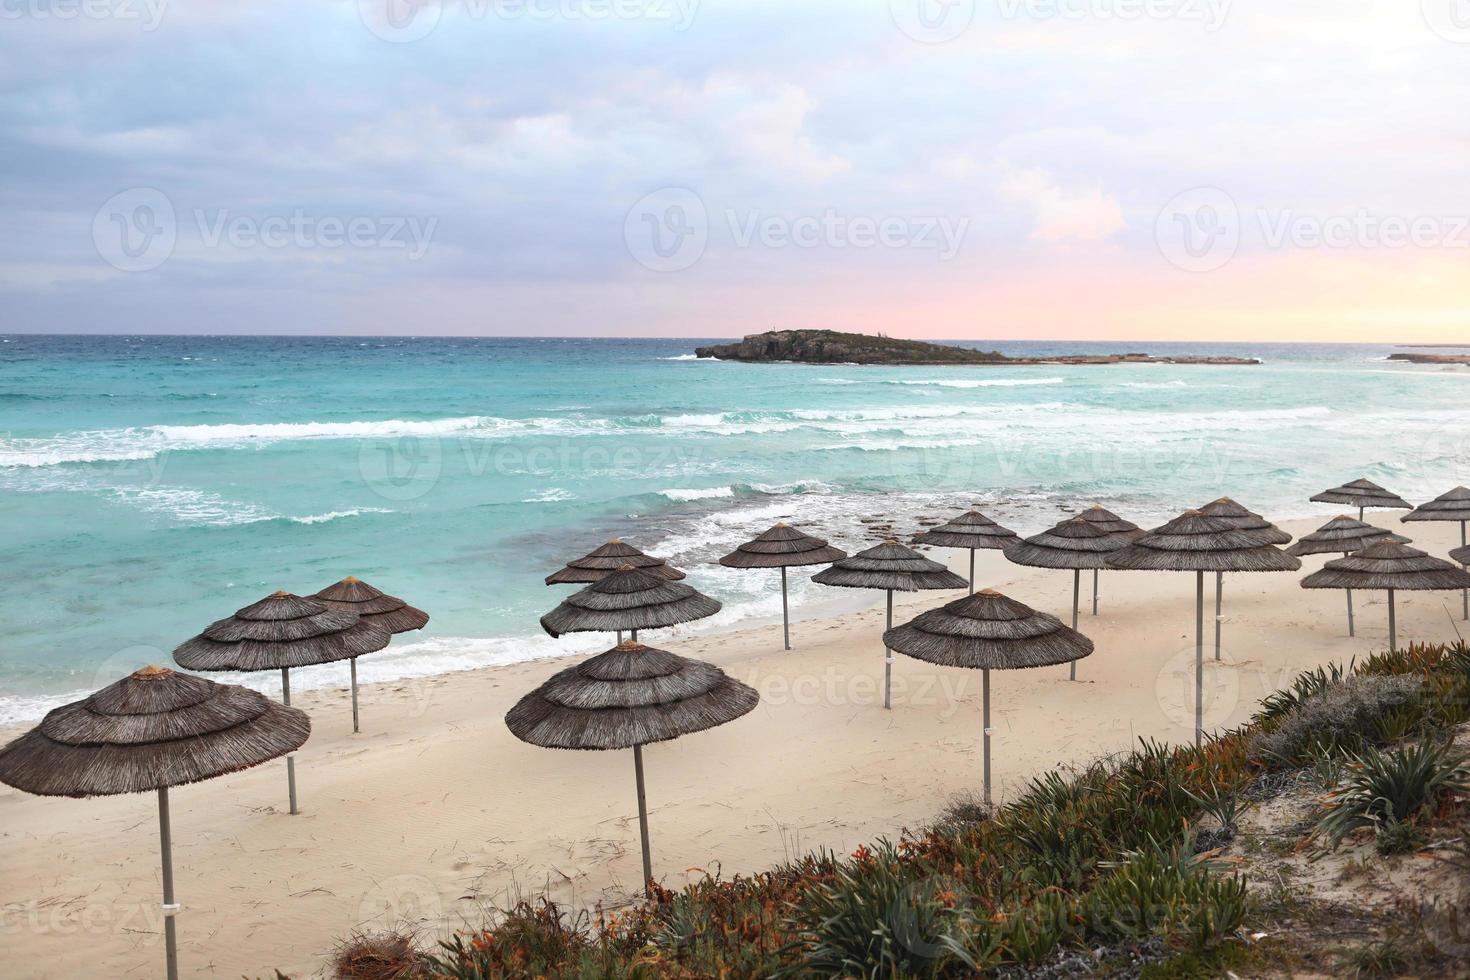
<box><xmin>632</xmin><ymin>744</ymin><xmax>652</xmax><ymax>897</ymax></box>
<box><xmin>780</xmin><ymin>567</ymin><xmax>791</xmax><ymax>651</ymax></box>
<box><xmin>982</xmin><ymin>668</ymin><xmax>992</xmax><ymax>806</ymax></box>
<box><xmin>1343</xmin><ymin>552</ymin><xmax>1355</xmax><ymax>636</ymax></box>
<box><xmin>1092</xmin><ymin>568</ymin><xmax>1099</xmax><ymax>615</ymax></box>
<box><xmin>1214</xmin><ymin>572</ymin><xmax>1223</xmax><ymax>662</ymax></box>
<box><xmin>1069</xmin><ymin>570</ymin><xmax>1079</xmax><ymax>681</ymax></box>
<box><xmin>884</xmin><ymin>590</ymin><xmax>893</xmax><ymax>710</ymax></box>
<box><xmin>281</xmin><ymin>667</ymin><xmax>298</xmax><ymax>815</ymax></box>
<box><xmin>1388</xmin><ymin>588</ymin><xmax>1397</xmax><ymax>652</ymax></box>
<box><xmin>158</xmin><ymin>787</ymin><xmax>179</xmax><ymax>980</ymax></box>
<box><xmin>350</xmin><ymin>656</ymin><xmax>360</xmax><ymax>734</ymax></box>
<box><xmin>617</xmin><ymin>630</ymin><xmax>623</xmax><ymax>644</ymax></box>
<box><xmin>968</xmin><ymin>549</ymin><xmax>975</xmax><ymax>595</ymax></box>
<box><xmin>1195</xmin><ymin>570</ymin><xmax>1204</xmax><ymax>748</ymax></box>
<box><xmin>1461</xmin><ymin>521</ymin><xmax>1467</xmax><ymax>622</ymax></box>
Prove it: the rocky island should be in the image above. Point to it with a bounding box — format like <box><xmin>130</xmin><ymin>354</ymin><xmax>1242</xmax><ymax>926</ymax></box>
<box><xmin>694</xmin><ymin>330</ymin><xmax>1261</xmax><ymax>366</ymax></box>
<box><xmin>1387</xmin><ymin>352</ymin><xmax>1470</xmax><ymax>365</ymax></box>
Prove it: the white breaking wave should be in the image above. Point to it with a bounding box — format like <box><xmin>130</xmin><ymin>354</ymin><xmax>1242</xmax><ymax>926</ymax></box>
<box><xmin>523</xmin><ymin>487</ymin><xmax>574</xmax><ymax>503</ymax></box>
<box><xmin>657</xmin><ymin>354</ymin><xmax>716</xmax><ymax>361</ymax></box>
<box><xmin>289</xmin><ymin>507</ymin><xmax>393</xmax><ymax>525</ymax></box>
<box><xmin>820</xmin><ymin>376</ymin><xmax>1065</xmax><ymax>389</ymax></box>
<box><xmin>660</xmin><ymin>486</ymin><xmax>735</xmax><ymax>501</ymax></box>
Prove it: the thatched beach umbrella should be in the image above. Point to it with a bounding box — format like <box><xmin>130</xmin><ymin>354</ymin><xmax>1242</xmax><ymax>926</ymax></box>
<box><xmin>1197</xmin><ymin>498</ymin><xmax>1293</xmax><ymax>663</ymax></box>
<box><xmin>1074</xmin><ymin>505</ymin><xmax>1143</xmax><ymax>614</ymax></box>
<box><xmin>1311</xmin><ymin>478</ymin><xmax>1412</xmax><ymax>521</ymax></box>
<box><xmin>1454</xmin><ymin>544</ymin><xmax>1470</xmax><ymax>567</ymax></box>
<box><xmin>884</xmin><ymin>589</ymin><xmax>1092</xmax><ymax>804</ymax></box>
<box><xmin>0</xmin><ymin>666</ymin><xmax>309</xmax><ymax>980</ymax></box>
<box><xmin>174</xmin><ymin>592</ymin><xmax>389</xmax><ymax>814</ymax></box>
<box><xmin>1107</xmin><ymin>511</ymin><xmax>1301</xmax><ymax>746</ymax></box>
<box><xmin>1301</xmin><ymin>541</ymin><xmax>1470</xmax><ymax>651</ymax></box>
<box><xmin>812</xmin><ymin>539</ymin><xmax>967</xmax><ymax>709</ymax></box>
<box><xmin>312</xmin><ymin>577</ymin><xmax>429</xmax><ymax>733</ymax></box>
<box><xmin>718</xmin><ymin>523</ymin><xmax>846</xmax><ymax>650</ymax></box>
<box><xmin>1287</xmin><ymin>516</ymin><xmax>1411</xmax><ymax>636</ymax></box>
<box><xmin>1404</xmin><ymin>487</ymin><xmax>1470</xmax><ymax>621</ymax></box>
<box><xmin>541</xmin><ymin>565</ymin><xmax>721</xmax><ymax>642</ymax></box>
<box><xmin>505</xmin><ymin>641</ymin><xmax>757</xmax><ymax>895</ymax></box>
<box><xmin>545</xmin><ymin>539</ymin><xmax>685</xmax><ymax>585</ymax></box>
<box><xmin>912</xmin><ymin>507</ymin><xmax>1018</xmax><ymax>593</ymax></box>
<box><xmin>1004</xmin><ymin>517</ymin><xmax>1120</xmax><ymax>681</ymax></box>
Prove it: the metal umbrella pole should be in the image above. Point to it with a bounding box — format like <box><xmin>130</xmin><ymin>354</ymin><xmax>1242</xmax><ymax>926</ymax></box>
<box><xmin>1343</xmin><ymin>552</ymin><xmax>1356</xmax><ymax>637</ymax></box>
<box><xmin>968</xmin><ymin>550</ymin><xmax>976</xmax><ymax>595</ymax></box>
<box><xmin>349</xmin><ymin>657</ymin><xmax>360</xmax><ymax>734</ymax></box>
<box><xmin>1194</xmin><ymin>571</ymin><xmax>1204</xmax><ymax>747</ymax></box>
<box><xmin>1069</xmin><ymin>569</ymin><xmax>1080</xmax><ymax>681</ymax></box>
<box><xmin>982</xmin><ymin>668</ymin><xmax>992</xmax><ymax>805</ymax></box>
<box><xmin>158</xmin><ymin>787</ymin><xmax>180</xmax><ymax>980</ymax></box>
<box><xmin>281</xmin><ymin>667</ymin><xmax>299</xmax><ymax>815</ymax></box>
<box><xmin>883</xmin><ymin>590</ymin><xmax>894</xmax><ymax>710</ymax></box>
<box><xmin>1092</xmin><ymin>569</ymin><xmax>1099</xmax><ymax>615</ymax></box>
<box><xmin>1388</xmin><ymin>588</ymin><xmax>1398</xmax><ymax>652</ymax></box>
<box><xmin>780</xmin><ymin>567</ymin><xmax>791</xmax><ymax>650</ymax></box>
<box><xmin>1461</xmin><ymin>521</ymin><xmax>1467</xmax><ymax>621</ymax></box>
<box><xmin>1214</xmin><ymin>572</ymin><xmax>1224</xmax><ymax>661</ymax></box>
<box><xmin>632</xmin><ymin>744</ymin><xmax>652</xmax><ymax>897</ymax></box>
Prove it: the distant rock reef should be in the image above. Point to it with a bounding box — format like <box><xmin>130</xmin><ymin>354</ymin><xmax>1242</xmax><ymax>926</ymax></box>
<box><xmin>693</xmin><ymin>330</ymin><xmax>1261</xmax><ymax>366</ymax></box>
<box><xmin>1387</xmin><ymin>353</ymin><xmax>1470</xmax><ymax>365</ymax></box>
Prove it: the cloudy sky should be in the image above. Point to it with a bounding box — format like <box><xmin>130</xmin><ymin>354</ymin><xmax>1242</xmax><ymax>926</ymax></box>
<box><xmin>2</xmin><ymin>0</ymin><xmax>1467</xmax><ymax>340</ymax></box>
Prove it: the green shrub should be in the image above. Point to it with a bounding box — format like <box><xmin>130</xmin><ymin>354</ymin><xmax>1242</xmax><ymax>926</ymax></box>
<box><xmin>1249</xmin><ymin>675</ymin><xmax>1425</xmax><ymax>766</ymax></box>
<box><xmin>1314</xmin><ymin>740</ymin><xmax>1470</xmax><ymax>851</ymax></box>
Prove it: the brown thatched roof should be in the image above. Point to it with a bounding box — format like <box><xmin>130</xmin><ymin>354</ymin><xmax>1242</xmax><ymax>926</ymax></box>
<box><xmin>1301</xmin><ymin>541</ymin><xmax>1470</xmax><ymax>592</ymax></box>
<box><xmin>504</xmin><ymin>641</ymin><xmax>757</xmax><ymax>750</ymax></box>
<box><xmin>545</xmin><ymin>539</ymin><xmax>686</xmax><ymax>585</ymax></box>
<box><xmin>1286</xmin><ymin>516</ymin><xmax>1410</xmax><ymax>557</ymax></box>
<box><xmin>1404</xmin><ymin>486</ymin><xmax>1470</xmax><ymax>524</ymax></box>
<box><xmin>1310</xmin><ymin>478</ymin><xmax>1412</xmax><ymax>510</ymax></box>
<box><xmin>1005</xmin><ymin>517</ymin><xmax>1123</xmax><ymax>570</ymax></box>
<box><xmin>540</xmin><ymin>566</ymin><xmax>722</xmax><ymax>638</ymax></box>
<box><xmin>1075</xmin><ymin>505</ymin><xmax>1144</xmax><ymax>541</ymax></box>
<box><xmin>811</xmin><ymin>539</ymin><xmax>968</xmax><ymax>592</ymax></box>
<box><xmin>911</xmin><ymin>507</ymin><xmax>1019</xmax><ymax>551</ymax></box>
<box><xmin>884</xmin><ymin>589</ymin><xmax>1093</xmax><ymax>670</ymax></box>
<box><xmin>719</xmin><ymin>523</ymin><xmax>847</xmax><ymax>569</ymax></box>
<box><xmin>174</xmin><ymin>592</ymin><xmax>391</xmax><ymax>672</ymax></box>
<box><xmin>1451</xmin><ymin>544</ymin><xmax>1470</xmax><ymax>566</ymax></box>
<box><xmin>313</xmin><ymin>577</ymin><xmax>429</xmax><ymax>635</ymax></box>
<box><xmin>1197</xmin><ymin>497</ymin><xmax>1292</xmax><ymax>545</ymax></box>
<box><xmin>0</xmin><ymin>666</ymin><xmax>310</xmax><ymax>798</ymax></box>
<box><xmin>1106</xmin><ymin>510</ymin><xmax>1302</xmax><ymax>573</ymax></box>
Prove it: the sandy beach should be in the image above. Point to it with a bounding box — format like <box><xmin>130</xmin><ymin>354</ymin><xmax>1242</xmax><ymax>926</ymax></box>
<box><xmin>2</xmin><ymin>514</ymin><xmax>1466</xmax><ymax>979</ymax></box>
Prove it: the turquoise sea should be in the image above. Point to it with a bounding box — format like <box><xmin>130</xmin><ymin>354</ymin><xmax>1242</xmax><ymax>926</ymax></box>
<box><xmin>1</xmin><ymin>335</ymin><xmax>1466</xmax><ymax>722</ymax></box>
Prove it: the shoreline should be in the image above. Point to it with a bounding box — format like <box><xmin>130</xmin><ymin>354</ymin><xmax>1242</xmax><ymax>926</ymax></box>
<box><xmin>2</xmin><ymin>515</ymin><xmax>1468</xmax><ymax>978</ymax></box>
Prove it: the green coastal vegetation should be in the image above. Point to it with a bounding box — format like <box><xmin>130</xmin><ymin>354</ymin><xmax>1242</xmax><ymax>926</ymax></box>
<box><xmin>322</xmin><ymin>641</ymin><xmax>1470</xmax><ymax>979</ymax></box>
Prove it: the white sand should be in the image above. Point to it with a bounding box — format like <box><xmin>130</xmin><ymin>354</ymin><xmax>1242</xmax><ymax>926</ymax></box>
<box><xmin>1</xmin><ymin>515</ymin><xmax>1466</xmax><ymax>978</ymax></box>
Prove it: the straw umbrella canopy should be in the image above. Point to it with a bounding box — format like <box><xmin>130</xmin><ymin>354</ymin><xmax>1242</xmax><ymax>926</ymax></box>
<box><xmin>1197</xmin><ymin>498</ymin><xmax>1293</xmax><ymax>665</ymax></box>
<box><xmin>1287</xmin><ymin>516</ymin><xmax>1411</xmax><ymax>636</ymax></box>
<box><xmin>911</xmin><ymin>507</ymin><xmax>1019</xmax><ymax>594</ymax></box>
<box><xmin>0</xmin><ymin>666</ymin><xmax>309</xmax><ymax>980</ymax></box>
<box><xmin>884</xmin><ymin>589</ymin><xmax>1092</xmax><ymax>804</ymax></box>
<box><xmin>506</xmin><ymin>640</ymin><xmax>756</xmax><ymax>895</ymax></box>
<box><xmin>312</xmin><ymin>577</ymin><xmax>429</xmax><ymax>734</ymax></box>
<box><xmin>1404</xmin><ymin>487</ymin><xmax>1470</xmax><ymax>622</ymax></box>
<box><xmin>1301</xmin><ymin>541</ymin><xmax>1470</xmax><ymax>652</ymax></box>
<box><xmin>173</xmin><ymin>591</ymin><xmax>389</xmax><ymax>814</ymax></box>
<box><xmin>541</xmin><ymin>565</ymin><xmax>721</xmax><ymax>642</ymax></box>
<box><xmin>718</xmin><ymin>523</ymin><xmax>846</xmax><ymax>651</ymax></box>
<box><xmin>1074</xmin><ymin>505</ymin><xmax>1144</xmax><ymax>615</ymax></box>
<box><xmin>1310</xmin><ymin>478</ymin><xmax>1412</xmax><ymax>521</ymax></box>
<box><xmin>545</xmin><ymin>539</ymin><xmax>685</xmax><ymax>585</ymax></box>
<box><xmin>811</xmin><ymin>539</ymin><xmax>967</xmax><ymax>709</ymax></box>
<box><xmin>1106</xmin><ymin>511</ymin><xmax>1301</xmax><ymax>746</ymax></box>
<box><xmin>1454</xmin><ymin>544</ymin><xmax>1470</xmax><ymax>566</ymax></box>
<box><xmin>1004</xmin><ymin>517</ymin><xmax>1121</xmax><ymax>681</ymax></box>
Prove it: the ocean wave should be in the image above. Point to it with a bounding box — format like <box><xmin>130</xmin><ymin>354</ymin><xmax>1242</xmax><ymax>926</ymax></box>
<box><xmin>1118</xmin><ymin>380</ymin><xmax>1189</xmax><ymax>390</ymax></box>
<box><xmin>820</xmin><ymin>377</ymin><xmax>1065</xmax><ymax>389</ymax></box>
<box><xmin>523</xmin><ymin>487</ymin><xmax>574</xmax><ymax>503</ymax></box>
<box><xmin>657</xmin><ymin>354</ymin><xmax>716</xmax><ymax>361</ymax></box>
<box><xmin>659</xmin><ymin>486</ymin><xmax>736</xmax><ymax>501</ymax></box>
<box><xmin>288</xmin><ymin>507</ymin><xmax>393</xmax><ymax>525</ymax></box>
